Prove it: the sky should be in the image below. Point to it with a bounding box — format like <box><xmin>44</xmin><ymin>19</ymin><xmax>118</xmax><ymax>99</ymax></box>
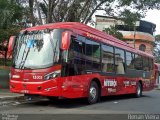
<box><xmin>142</xmin><ymin>9</ymin><xmax>160</xmax><ymax>35</ymax></box>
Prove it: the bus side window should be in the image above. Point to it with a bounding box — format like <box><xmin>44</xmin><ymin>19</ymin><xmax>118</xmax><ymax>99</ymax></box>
<box><xmin>149</xmin><ymin>59</ymin><xmax>153</xmax><ymax>70</ymax></box>
<box><xmin>143</xmin><ymin>57</ymin><xmax>149</xmax><ymax>71</ymax></box>
<box><xmin>115</xmin><ymin>48</ymin><xmax>125</xmax><ymax>74</ymax></box>
<box><xmin>85</xmin><ymin>39</ymin><xmax>101</xmax><ymax>71</ymax></box>
<box><xmin>102</xmin><ymin>44</ymin><xmax>114</xmax><ymax>73</ymax></box>
<box><xmin>68</xmin><ymin>35</ymin><xmax>86</xmax><ymax>75</ymax></box>
<box><xmin>134</xmin><ymin>55</ymin><xmax>143</xmax><ymax>70</ymax></box>
<box><xmin>126</xmin><ymin>52</ymin><xmax>134</xmax><ymax>69</ymax></box>
<box><xmin>61</xmin><ymin>36</ymin><xmax>75</xmax><ymax>76</ymax></box>
<box><xmin>69</xmin><ymin>36</ymin><xmax>83</xmax><ymax>53</ymax></box>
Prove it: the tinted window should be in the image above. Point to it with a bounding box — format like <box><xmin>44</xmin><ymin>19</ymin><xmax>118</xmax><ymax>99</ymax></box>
<box><xmin>149</xmin><ymin>58</ymin><xmax>153</xmax><ymax>70</ymax></box>
<box><xmin>134</xmin><ymin>55</ymin><xmax>143</xmax><ymax>70</ymax></box>
<box><xmin>85</xmin><ymin>39</ymin><xmax>101</xmax><ymax>71</ymax></box>
<box><xmin>85</xmin><ymin>39</ymin><xmax>100</xmax><ymax>59</ymax></box>
<box><xmin>69</xmin><ymin>36</ymin><xmax>101</xmax><ymax>72</ymax></box>
<box><xmin>68</xmin><ymin>36</ymin><xmax>86</xmax><ymax>75</ymax></box>
<box><xmin>115</xmin><ymin>48</ymin><xmax>125</xmax><ymax>74</ymax></box>
<box><xmin>143</xmin><ymin>57</ymin><xmax>149</xmax><ymax>71</ymax></box>
<box><xmin>126</xmin><ymin>52</ymin><xmax>134</xmax><ymax>69</ymax></box>
<box><xmin>102</xmin><ymin>44</ymin><xmax>114</xmax><ymax>73</ymax></box>
<box><xmin>70</xmin><ymin>36</ymin><xmax>84</xmax><ymax>54</ymax></box>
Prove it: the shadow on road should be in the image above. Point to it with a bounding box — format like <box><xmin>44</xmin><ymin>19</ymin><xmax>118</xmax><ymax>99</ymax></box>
<box><xmin>21</xmin><ymin>94</ymin><xmax>151</xmax><ymax>109</ymax></box>
<box><xmin>100</xmin><ymin>94</ymin><xmax>151</xmax><ymax>103</ymax></box>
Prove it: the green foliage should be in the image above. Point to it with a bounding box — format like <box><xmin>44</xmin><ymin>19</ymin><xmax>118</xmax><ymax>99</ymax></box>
<box><xmin>0</xmin><ymin>26</ymin><xmax>21</xmax><ymax>43</ymax></box>
<box><xmin>119</xmin><ymin>9</ymin><xmax>142</xmax><ymax>27</ymax></box>
<box><xmin>0</xmin><ymin>0</ymin><xmax>23</xmax><ymax>44</ymax></box>
<box><xmin>154</xmin><ymin>34</ymin><xmax>160</xmax><ymax>63</ymax></box>
<box><xmin>155</xmin><ymin>35</ymin><xmax>160</xmax><ymax>42</ymax></box>
<box><xmin>0</xmin><ymin>0</ymin><xmax>23</xmax><ymax>29</ymax></box>
<box><xmin>0</xmin><ymin>0</ymin><xmax>23</xmax><ymax>66</ymax></box>
<box><xmin>118</xmin><ymin>0</ymin><xmax>160</xmax><ymax>10</ymax></box>
<box><xmin>103</xmin><ymin>26</ymin><xmax>124</xmax><ymax>40</ymax></box>
<box><xmin>18</xmin><ymin>0</ymin><xmax>160</xmax><ymax>25</ymax></box>
<box><xmin>0</xmin><ymin>58</ymin><xmax>12</xmax><ymax>66</ymax></box>
<box><xmin>119</xmin><ymin>10</ymin><xmax>140</xmax><ymax>48</ymax></box>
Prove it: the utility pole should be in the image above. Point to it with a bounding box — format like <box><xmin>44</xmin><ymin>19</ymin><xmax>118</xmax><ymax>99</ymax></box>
<box><xmin>133</xmin><ymin>24</ymin><xmax>136</xmax><ymax>48</ymax></box>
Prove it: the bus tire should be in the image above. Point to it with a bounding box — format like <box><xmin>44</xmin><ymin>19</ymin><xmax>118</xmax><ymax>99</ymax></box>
<box><xmin>87</xmin><ymin>81</ymin><xmax>99</xmax><ymax>104</ymax></box>
<box><xmin>135</xmin><ymin>82</ymin><xmax>142</xmax><ymax>98</ymax></box>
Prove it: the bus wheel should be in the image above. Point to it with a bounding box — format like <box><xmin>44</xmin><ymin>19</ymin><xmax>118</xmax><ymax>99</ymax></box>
<box><xmin>135</xmin><ymin>82</ymin><xmax>142</xmax><ymax>98</ymax></box>
<box><xmin>87</xmin><ymin>81</ymin><xmax>99</xmax><ymax>104</ymax></box>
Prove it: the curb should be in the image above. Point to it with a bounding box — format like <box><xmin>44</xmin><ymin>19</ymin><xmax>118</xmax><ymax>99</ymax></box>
<box><xmin>155</xmin><ymin>89</ymin><xmax>160</xmax><ymax>90</ymax></box>
<box><xmin>0</xmin><ymin>95</ymin><xmax>25</xmax><ymax>102</ymax></box>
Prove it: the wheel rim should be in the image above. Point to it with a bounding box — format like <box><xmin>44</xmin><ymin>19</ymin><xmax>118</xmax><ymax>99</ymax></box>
<box><xmin>90</xmin><ymin>87</ymin><xmax>97</xmax><ymax>100</ymax></box>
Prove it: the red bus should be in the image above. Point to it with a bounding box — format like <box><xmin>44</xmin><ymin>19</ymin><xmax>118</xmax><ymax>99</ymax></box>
<box><xmin>9</xmin><ymin>22</ymin><xmax>155</xmax><ymax>104</ymax></box>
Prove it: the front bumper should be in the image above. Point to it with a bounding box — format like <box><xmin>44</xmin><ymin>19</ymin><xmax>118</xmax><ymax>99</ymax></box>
<box><xmin>10</xmin><ymin>78</ymin><xmax>86</xmax><ymax>98</ymax></box>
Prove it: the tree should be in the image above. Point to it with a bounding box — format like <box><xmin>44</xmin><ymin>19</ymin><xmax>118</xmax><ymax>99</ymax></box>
<box><xmin>118</xmin><ymin>9</ymin><xmax>142</xmax><ymax>48</ymax></box>
<box><xmin>0</xmin><ymin>0</ymin><xmax>23</xmax><ymax>42</ymax></box>
<box><xmin>103</xmin><ymin>26</ymin><xmax>124</xmax><ymax>40</ymax></box>
<box><xmin>0</xmin><ymin>0</ymin><xmax>23</xmax><ymax>29</ymax></box>
<box><xmin>38</xmin><ymin>0</ymin><xmax>108</xmax><ymax>23</ymax></box>
<box><xmin>0</xmin><ymin>0</ymin><xmax>23</xmax><ymax>65</ymax></box>
<box><xmin>20</xmin><ymin>0</ymin><xmax>160</xmax><ymax>25</ymax></box>
<box><xmin>154</xmin><ymin>35</ymin><xmax>160</xmax><ymax>63</ymax></box>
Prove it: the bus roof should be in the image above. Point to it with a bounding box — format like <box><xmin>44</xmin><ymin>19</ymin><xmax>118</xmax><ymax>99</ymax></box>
<box><xmin>23</xmin><ymin>22</ymin><xmax>154</xmax><ymax>59</ymax></box>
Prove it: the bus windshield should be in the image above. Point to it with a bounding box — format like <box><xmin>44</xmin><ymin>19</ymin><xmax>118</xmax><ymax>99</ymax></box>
<box><xmin>12</xmin><ymin>29</ymin><xmax>62</xmax><ymax>69</ymax></box>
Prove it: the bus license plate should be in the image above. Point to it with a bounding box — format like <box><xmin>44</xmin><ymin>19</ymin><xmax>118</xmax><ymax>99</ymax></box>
<box><xmin>21</xmin><ymin>90</ymin><xmax>29</xmax><ymax>93</ymax></box>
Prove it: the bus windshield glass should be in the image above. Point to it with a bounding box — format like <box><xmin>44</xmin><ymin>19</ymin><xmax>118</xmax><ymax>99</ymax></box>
<box><xmin>12</xmin><ymin>29</ymin><xmax>62</xmax><ymax>69</ymax></box>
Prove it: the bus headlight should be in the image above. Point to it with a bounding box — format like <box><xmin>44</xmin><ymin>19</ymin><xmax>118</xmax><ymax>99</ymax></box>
<box><xmin>44</xmin><ymin>70</ymin><xmax>61</xmax><ymax>80</ymax></box>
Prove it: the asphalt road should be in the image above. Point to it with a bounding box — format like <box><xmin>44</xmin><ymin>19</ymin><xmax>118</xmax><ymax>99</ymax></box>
<box><xmin>0</xmin><ymin>90</ymin><xmax>160</xmax><ymax>120</ymax></box>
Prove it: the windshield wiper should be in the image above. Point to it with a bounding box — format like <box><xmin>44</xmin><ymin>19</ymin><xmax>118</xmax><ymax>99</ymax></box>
<box><xmin>20</xmin><ymin>48</ymin><xmax>30</xmax><ymax>69</ymax></box>
<box><xmin>23</xmin><ymin>66</ymin><xmax>32</xmax><ymax>69</ymax></box>
<box><xmin>19</xmin><ymin>39</ymin><xmax>35</xmax><ymax>69</ymax></box>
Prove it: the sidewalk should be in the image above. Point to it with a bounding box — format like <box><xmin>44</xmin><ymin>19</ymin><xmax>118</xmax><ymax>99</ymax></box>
<box><xmin>0</xmin><ymin>89</ymin><xmax>24</xmax><ymax>101</ymax></box>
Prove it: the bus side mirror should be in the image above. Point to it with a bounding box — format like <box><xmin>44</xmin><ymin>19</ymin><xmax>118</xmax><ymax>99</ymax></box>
<box><xmin>8</xmin><ymin>36</ymin><xmax>16</xmax><ymax>55</ymax></box>
<box><xmin>61</xmin><ymin>31</ymin><xmax>71</xmax><ymax>50</ymax></box>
